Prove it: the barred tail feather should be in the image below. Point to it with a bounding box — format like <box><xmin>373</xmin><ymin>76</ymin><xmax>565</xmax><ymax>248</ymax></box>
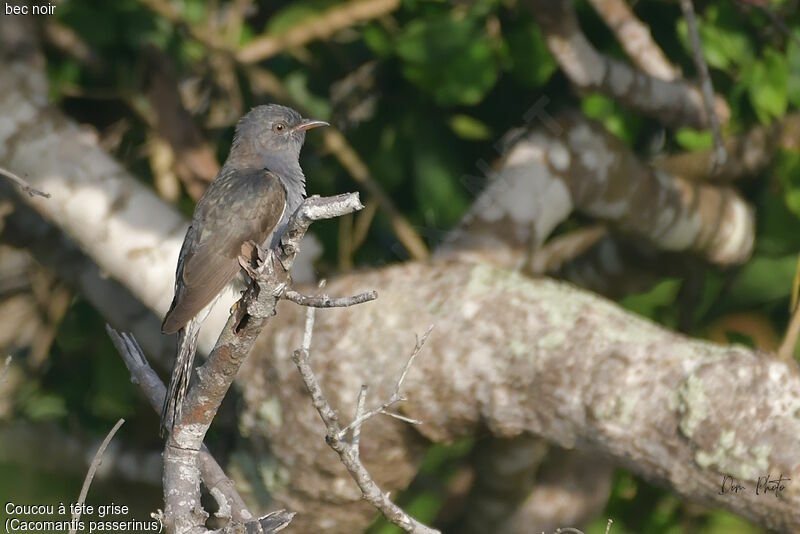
<box><xmin>160</xmin><ymin>317</ymin><xmax>201</xmax><ymax>437</ymax></box>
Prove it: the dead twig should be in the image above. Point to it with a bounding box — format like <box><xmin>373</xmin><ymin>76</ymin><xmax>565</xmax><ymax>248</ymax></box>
<box><xmin>69</xmin><ymin>418</ymin><xmax>125</xmax><ymax>534</ymax></box>
<box><xmin>0</xmin><ymin>167</ymin><xmax>50</xmax><ymax>198</ymax></box>
<box><xmin>292</xmin><ymin>303</ymin><xmax>436</xmax><ymax>533</ymax></box>
<box><xmin>528</xmin><ymin>225</ymin><xmax>608</xmax><ymax>275</ymax></box>
<box><xmin>588</xmin><ymin>0</ymin><xmax>681</xmax><ymax>80</ymax></box>
<box><xmin>237</xmin><ymin>0</ymin><xmax>401</xmax><ymax>63</ymax></box>
<box><xmin>338</xmin><ymin>326</ymin><xmax>432</xmax><ymax>438</ymax></box>
<box><xmin>680</xmin><ymin>0</ymin><xmax>727</xmax><ymax>170</ymax></box>
<box><xmin>282</xmin><ymin>288</ymin><xmax>377</xmax><ymax>308</ymax></box>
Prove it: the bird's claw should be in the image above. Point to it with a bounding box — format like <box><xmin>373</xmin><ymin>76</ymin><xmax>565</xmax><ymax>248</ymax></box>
<box><xmin>239</xmin><ymin>240</ymin><xmax>268</xmax><ymax>279</ymax></box>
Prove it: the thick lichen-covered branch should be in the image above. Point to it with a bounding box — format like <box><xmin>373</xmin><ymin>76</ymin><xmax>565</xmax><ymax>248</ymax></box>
<box><xmin>240</xmin><ymin>260</ymin><xmax>800</xmax><ymax>532</ymax></box>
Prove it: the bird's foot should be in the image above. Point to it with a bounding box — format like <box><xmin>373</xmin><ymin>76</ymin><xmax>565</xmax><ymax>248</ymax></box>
<box><xmin>238</xmin><ymin>240</ymin><xmax>267</xmax><ymax>280</ymax></box>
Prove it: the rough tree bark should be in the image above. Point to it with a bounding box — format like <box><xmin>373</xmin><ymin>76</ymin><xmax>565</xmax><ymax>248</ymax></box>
<box><xmin>236</xmin><ymin>260</ymin><xmax>800</xmax><ymax>532</ymax></box>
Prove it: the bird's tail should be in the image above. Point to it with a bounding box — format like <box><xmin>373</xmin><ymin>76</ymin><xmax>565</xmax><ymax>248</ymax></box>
<box><xmin>160</xmin><ymin>317</ymin><xmax>201</xmax><ymax>437</ymax></box>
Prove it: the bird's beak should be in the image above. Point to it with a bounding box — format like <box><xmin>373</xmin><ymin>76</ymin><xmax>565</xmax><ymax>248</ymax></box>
<box><xmin>293</xmin><ymin>119</ymin><xmax>329</xmax><ymax>133</ymax></box>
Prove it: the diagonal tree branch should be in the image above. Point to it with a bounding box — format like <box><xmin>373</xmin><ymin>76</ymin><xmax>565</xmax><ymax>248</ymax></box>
<box><xmin>679</xmin><ymin>0</ymin><xmax>728</xmax><ymax>170</ymax></box>
<box><xmin>237</xmin><ymin>0</ymin><xmax>401</xmax><ymax>64</ymax></box>
<box><xmin>587</xmin><ymin>0</ymin><xmax>682</xmax><ymax>81</ymax></box>
<box><xmin>163</xmin><ymin>193</ymin><xmax>365</xmax><ymax>534</ymax></box>
<box><xmin>105</xmin><ymin>326</ymin><xmax>257</xmax><ymax>526</ymax></box>
<box><xmin>526</xmin><ymin>0</ymin><xmax>730</xmax><ymax>129</ymax></box>
<box><xmin>69</xmin><ymin>419</ymin><xmax>125</xmax><ymax>534</ymax></box>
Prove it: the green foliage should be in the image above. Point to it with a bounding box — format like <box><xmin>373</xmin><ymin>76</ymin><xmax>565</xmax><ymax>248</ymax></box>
<box><xmin>448</xmin><ymin>114</ymin><xmax>492</xmax><ymax>140</ymax></box>
<box><xmin>728</xmin><ymin>255</ymin><xmax>800</xmax><ymax>306</ymax></box>
<box><xmin>742</xmin><ymin>48</ymin><xmax>789</xmax><ymax>123</ymax></box>
<box><xmin>674</xmin><ymin>127</ymin><xmax>713</xmax><ymax>150</ymax></box>
<box><xmin>676</xmin><ymin>5</ymin><xmax>754</xmax><ymax>70</ymax></box>
<box><xmin>620</xmin><ymin>278</ymin><xmax>682</xmax><ymax>324</ymax></box>
<box><xmin>503</xmin><ymin>15</ymin><xmax>557</xmax><ymax>88</ymax></box>
<box><xmin>581</xmin><ymin>93</ymin><xmax>641</xmax><ymax>145</ymax></box>
<box><xmin>394</xmin><ymin>10</ymin><xmax>499</xmax><ymax>105</ymax></box>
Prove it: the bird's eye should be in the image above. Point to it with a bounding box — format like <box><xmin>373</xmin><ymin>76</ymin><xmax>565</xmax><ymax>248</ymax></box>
<box><xmin>273</xmin><ymin>121</ymin><xmax>288</xmax><ymax>133</ymax></box>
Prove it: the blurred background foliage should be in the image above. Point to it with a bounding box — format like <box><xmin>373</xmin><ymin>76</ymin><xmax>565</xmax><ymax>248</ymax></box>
<box><xmin>2</xmin><ymin>0</ymin><xmax>800</xmax><ymax>532</ymax></box>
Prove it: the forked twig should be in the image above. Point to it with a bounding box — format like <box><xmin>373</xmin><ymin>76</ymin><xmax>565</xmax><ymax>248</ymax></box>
<box><xmin>338</xmin><ymin>326</ymin><xmax>432</xmax><ymax>439</ymax></box>
<box><xmin>0</xmin><ymin>167</ymin><xmax>50</xmax><ymax>198</ymax></box>
<box><xmin>292</xmin><ymin>305</ymin><xmax>438</xmax><ymax>534</ymax></box>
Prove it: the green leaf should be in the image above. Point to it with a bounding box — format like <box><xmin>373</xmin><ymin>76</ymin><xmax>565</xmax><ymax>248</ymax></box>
<box><xmin>18</xmin><ymin>384</ymin><xmax>68</xmax><ymax>421</ymax></box>
<box><xmin>729</xmin><ymin>255</ymin><xmax>799</xmax><ymax>306</ymax></box>
<box><xmin>580</xmin><ymin>94</ymin><xmax>638</xmax><ymax>145</ymax></box>
<box><xmin>675</xmin><ymin>128</ymin><xmax>713</xmax><ymax>151</ymax></box>
<box><xmin>786</xmin><ymin>189</ymin><xmax>800</xmax><ymax>219</ymax></box>
<box><xmin>448</xmin><ymin>114</ymin><xmax>492</xmax><ymax>140</ymax></box>
<box><xmin>395</xmin><ymin>14</ymin><xmax>498</xmax><ymax>105</ymax></box>
<box><xmin>620</xmin><ymin>279</ymin><xmax>682</xmax><ymax>320</ymax></box>
<box><xmin>362</xmin><ymin>24</ymin><xmax>393</xmax><ymax>57</ymax></box>
<box><xmin>283</xmin><ymin>71</ymin><xmax>331</xmax><ymax>120</ymax></box>
<box><xmin>743</xmin><ymin>48</ymin><xmax>788</xmax><ymax>124</ymax></box>
<box><xmin>676</xmin><ymin>5</ymin><xmax>753</xmax><ymax>70</ymax></box>
<box><xmin>413</xmin><ymin>144</ymin><xmax>470</xmax><ymax>226</ymax></box>
<box><xmin>775</xmin><ymin>149</ymin><xmax>800</xmax><ymax>219</ymax></box>
<box><xmin>505</xmin><ymin>19</ymin><xmax>557</xmax><ymax>87</ymax></box>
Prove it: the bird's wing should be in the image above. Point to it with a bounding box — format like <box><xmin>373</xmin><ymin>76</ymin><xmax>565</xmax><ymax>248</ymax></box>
<box><xmin>161</xmin><ymin>168</ymin><xmax>287</xmax><ymax>333</ymax></box>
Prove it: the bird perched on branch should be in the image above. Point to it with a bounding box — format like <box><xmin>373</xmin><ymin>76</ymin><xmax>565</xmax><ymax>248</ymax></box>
<box><xmin>160</xmin><ymin>104</ymin><xmax>328</xmax><ymax>436</ymax></box>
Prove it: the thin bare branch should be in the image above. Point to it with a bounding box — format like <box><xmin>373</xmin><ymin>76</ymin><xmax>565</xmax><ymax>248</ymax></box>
<box><xmin>680</xmin><ymin>0</ymin><xmax>727</xmax><ymax>170</ymax></box>
<box><xmin>237</xmin><ymin>0</ymin><xmax>400</xmax><ymax>63</ymax></box>
<box><xmin>105</xmin><ymin>326</ymin><xmax>257</xmax><ymax>527</ymax></box>
<box><xmin>69</xmin><ymin>418</ymin><xmax>125</xmax><ymax>534</ymax></box>
<box><xmin>528</xmin><ymin>225</ymin><xmax>608</xmax><ymax>275</ymax></box>
<box><xmin>283</xmin><ymin>288</ymin><xmax>377</xmax><ymax>308</ymax></box>
<box><xmin>0</xmin><ymin>167</ymin><xmax>50</xmax><ymax>198</ymax></box>
<box><xmin>352</xmin><ymin>385</ymin><xmax>368</xmax><ymax>458</ymax></box>
<box><xmin>338</xmin><ymin>327</ymin><xmax>432</xmax><ymax>439</ymax></box>
<box><xmin>291</xmin><ymin>312</ymin><xmax>438</xmax><ymax>534</ymax></box>
<box><xmin>587</xmin><ymin>0</ymin><xmax>681</xmax><ymax>80</ymax></box>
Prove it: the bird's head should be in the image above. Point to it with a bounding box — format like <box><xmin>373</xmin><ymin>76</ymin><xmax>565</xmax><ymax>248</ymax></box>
<box><xmin>229</xmin><ymin>104</ymin><xmax>328</xmax><ymax>170</ymax></box>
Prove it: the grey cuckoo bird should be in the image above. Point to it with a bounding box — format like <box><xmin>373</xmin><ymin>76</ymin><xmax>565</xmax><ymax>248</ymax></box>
<box><xmin>160</xmin><ymin>104</ymin><xmax>328</xmax><ymax>435</ymax></box>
